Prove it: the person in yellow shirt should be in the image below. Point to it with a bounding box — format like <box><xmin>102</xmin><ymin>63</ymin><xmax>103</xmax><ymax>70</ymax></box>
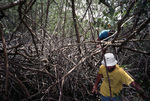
<box><xmin>92</xmin><ymin>53</ymin><xmax>148</xmax><ymax>101</ymax></box>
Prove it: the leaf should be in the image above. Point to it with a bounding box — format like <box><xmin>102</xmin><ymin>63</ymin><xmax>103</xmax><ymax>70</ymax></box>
<box><xmin>120</xmin><ymin>64</ymin><xmax>133</xmax><ymax>68</ymax></box>
<box><xmin>103</xmin><ymin>11</ymin><xmax>108</xmax><ymax>17</ymax></box>
<box><xmin>97</xmin><ymin>18</ymin><xmax>101</xmax><ymax>23</ymax></box>
<box><xmin>109</xmin><ymin>7</ymin><xmax>115</xmax><ymax>16</ymax></box>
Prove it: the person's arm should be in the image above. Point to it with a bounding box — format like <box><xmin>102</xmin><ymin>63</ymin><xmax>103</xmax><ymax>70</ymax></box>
<box><xmin>97</xmin><ymin>37</ymin><xmax>100</xmax><ymax>41</ymax></box>
<box><xmin>92</xmin><ymin>74</ymin><xmax>102</xmax><ymax>94</ymax></box>
<box><xmin>130</xmin><ymin>81</ymin><xmax>149</xmax><ymax>100</ymax></box>
<box><xmin>97</xmin><ymin>37</ymin><xmax>101</xmax><ymax>48</ymax></box>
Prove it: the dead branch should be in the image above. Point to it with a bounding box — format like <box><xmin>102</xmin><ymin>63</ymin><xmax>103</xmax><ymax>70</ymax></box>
<box><xmin>0</xmin><ymin>25</ymin><xmax>9</xmax><ymax>100</ymax></box>
<box><xmin>0</xmin><ymin>0</ymin><xmax>26</xmax><ymax>11</ymax></box>
<box><xmin>112</xmin><ymin>0</ymin><xmax>137</xmax><ymax>42</ymax></box>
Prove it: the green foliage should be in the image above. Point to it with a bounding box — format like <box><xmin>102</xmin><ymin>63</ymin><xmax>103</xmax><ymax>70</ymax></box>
<box><xmin>109</xmin><ymin>7</ymin><xmax>115</xmax><ymax>16</ymax></box>
<box><xmin>0</xmin><ymin>0</ymin><xmax>150</xmax><ymax>101</ymax></box>
<box><xmin>2</xmin><ymin>28</ymin><xmax>9</xmax><ymax>34</ymax></box>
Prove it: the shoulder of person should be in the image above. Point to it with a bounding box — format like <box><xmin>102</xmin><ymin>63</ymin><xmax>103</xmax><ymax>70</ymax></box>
<box><xmin>115</xmin><ymin>64</ymin><xmax>124</xmax><ymax>71</ymax></box>
<box><xmin>100</xmin><ymin>65</ymin><xmax>105</xmax><ymax>69</ymax></box>
<box><xmin>101</xmin><ymin>30</ymin><xmax>109</xmax><ymax>33</ymax></box>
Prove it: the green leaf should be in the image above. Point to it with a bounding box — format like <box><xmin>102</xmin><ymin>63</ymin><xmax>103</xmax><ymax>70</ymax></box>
<box><xmin>103</xmin><ymin>11</ymin><xmax>108</xmax><ymax>16</ymax></box>
<box><xmin>109</xmin><ymin>7</ymin><xmax>115</xmax><ymax>16</ymax></box>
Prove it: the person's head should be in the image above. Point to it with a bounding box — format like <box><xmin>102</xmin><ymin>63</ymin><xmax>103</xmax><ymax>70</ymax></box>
<box><xmin>101</xmin><ymin>53</ymin><xmax>117</xmax><ymax>72</ymax></box>
<box><xmin>108</xmin><ymin>30</ymin><xmax>115</xmax><ymax>36</ymax></box>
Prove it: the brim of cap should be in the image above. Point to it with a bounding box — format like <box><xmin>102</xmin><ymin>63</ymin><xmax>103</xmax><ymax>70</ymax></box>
<box><xmin>101</xmin><ymin>60</ymin><xmax>118</xmax><ymax>66</ymax></box>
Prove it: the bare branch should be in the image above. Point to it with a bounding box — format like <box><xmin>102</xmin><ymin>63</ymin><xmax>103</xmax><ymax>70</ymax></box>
<box><xmin>0</xmin><ymin>0</ymin><xmax>26</xmax><ymax>11</ymax></box>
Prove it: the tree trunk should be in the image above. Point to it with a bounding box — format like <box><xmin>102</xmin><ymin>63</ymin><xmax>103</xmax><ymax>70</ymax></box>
<box><xmin>71</xmin><ymin>0</ymin><xmax>81</xmax><ymax>53</ymax></box>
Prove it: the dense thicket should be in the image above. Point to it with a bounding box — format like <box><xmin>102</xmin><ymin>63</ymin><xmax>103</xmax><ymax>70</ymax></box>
<box><xmin>0</xmin><ymin>0</ymin><xmax>150</xmax><ymax>101</ymax></box>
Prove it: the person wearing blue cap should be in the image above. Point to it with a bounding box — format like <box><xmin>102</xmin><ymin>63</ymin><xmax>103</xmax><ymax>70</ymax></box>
<box><xmin>97</xmin><ymin>30</ymin><xmax>115</xmax><ymax>41</ymax></box>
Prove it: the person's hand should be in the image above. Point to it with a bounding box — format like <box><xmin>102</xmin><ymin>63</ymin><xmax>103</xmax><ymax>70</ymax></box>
<box><xmin>92</xmin><ymin>85</ymin><xmax>98</xmax><ymax>94</ymax></box>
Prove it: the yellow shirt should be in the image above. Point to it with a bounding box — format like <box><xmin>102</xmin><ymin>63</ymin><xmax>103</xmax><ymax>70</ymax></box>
<box><xmin>98</xmin><ymin>64</ymin><xmax>134</xmax><ymax>97</ymax></box>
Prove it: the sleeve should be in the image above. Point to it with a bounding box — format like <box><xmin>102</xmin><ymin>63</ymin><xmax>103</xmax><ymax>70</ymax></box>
<box><xmin>98</xmin><ymin>65</ymin><xmax>104</xmax><ymax>75</ymax></box>
<box><xmin>120</xmin><ymin>69</ymin><xmax>134</xmax><ymax>86</ymax></box>
<box><xmin>99</xmin><ymin>32</ymin><xmax>104</xmax><ymax>40</ymax></box>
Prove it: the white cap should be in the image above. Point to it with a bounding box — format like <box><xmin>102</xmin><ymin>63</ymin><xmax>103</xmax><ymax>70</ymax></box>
<box><xmin>101</xmin><ymin>53</ymin><xmax>117</xmax><ymax>66</ymax></box>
